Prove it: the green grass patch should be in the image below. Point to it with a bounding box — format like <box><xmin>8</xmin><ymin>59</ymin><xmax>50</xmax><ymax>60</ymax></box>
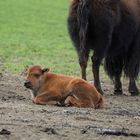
<box><xmin>0</xmin><ymin>0</ymin><xmax>139</xmax><ymax>95</ymax></box>
<box><xmin>0</xmin><ymin>0</ymin><xmax>76</xmax><ymax>73</ymax></box>
<box><xmin>0</xmin><ymin>0</ymin><xmax>114</xmax><ymax>82</ymax></box>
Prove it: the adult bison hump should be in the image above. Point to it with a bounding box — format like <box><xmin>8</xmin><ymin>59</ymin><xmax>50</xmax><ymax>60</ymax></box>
<box><xmin>67</xmin><ymin>0</ymin><xmax>140</xmax><ymax>96</ymax></box>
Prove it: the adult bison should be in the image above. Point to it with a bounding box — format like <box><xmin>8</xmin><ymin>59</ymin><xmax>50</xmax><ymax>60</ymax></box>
<box><xmin>67</xmin><ymin>0</ymin><xmax>140</xmax><ymax>95</ymax></box>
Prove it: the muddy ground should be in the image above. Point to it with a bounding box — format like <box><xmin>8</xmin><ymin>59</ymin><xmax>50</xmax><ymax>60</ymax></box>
<box><xmin>0</xmin><ymin>72</ymin><xmax>140</xmax><ymax>140</ymax></box>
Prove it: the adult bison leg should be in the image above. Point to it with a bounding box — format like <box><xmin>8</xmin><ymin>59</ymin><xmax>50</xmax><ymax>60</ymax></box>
<box><xmin>91</xmin><ymin>12</ymin><xmax>116</xmax><ymax>94</ymax></box>
<box><xmin>114</xmin><ymin>76</ymin><xmax>123</xmax><ymax>95</ymax></box>
<box><xmin>68</xmin><ymin>18</ymin><xmax>90</xmax><ymax>80</ymax></box>
<box><xmin>127</xmin><ymin>41</ymin><xmax>140</xmax><ymax>95</ymax></box>
<box><xmin>105</xmin><ymin>55</ymin><xmax>123</xmax><ymax>95</ymax></box>
<box><xmin>78</xmin><ymin>49</ymin><xmax>90</xmax><ymax>80</ymax></box>
<box><xmin>91</xmin><ymin>52</ymin><xmax>104</xmax><ymax>95</ymax></box>
<box><xmin>91</xmin><ymin>20</ymin><xmax>114</xmax><ymax>95</ymax></box>
<box><xmin>129</xmin><ymin>78</ymin><xmax>139</xmax><ymax>96</ymax></box>
<box><xmin>91</xmin><ymin>35</ymin><xmax>113</xmax><ymax>95</ymax></box>
<box><xmin>67</xmin><ymin>10</ymin><xmax>90</xmax><ymax>80</ymax></box>
<box><xmin>125</xmin><ymin>33</ymin><xmax>140</xmax><ymax>96</ymax></box>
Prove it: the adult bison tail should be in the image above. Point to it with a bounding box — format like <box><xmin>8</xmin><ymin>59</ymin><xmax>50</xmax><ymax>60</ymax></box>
<box><xmin>77</xmin><ymin>0</ymin><xmax>90</xmax><ymax>53</ymax></box>
<box><xmin>124</xmin><ymin>46</ymin><xmax>140</xmax><ymax>79</ymax></box>
<box><xmin>104</xmin><ymin>55</ymin><xmax>124</xmax><ymax>80</ymax></box>
<box><xmin>104</xmin><ymin>49</ymin><xmax>140</xmax><ymax>80</ymax></box>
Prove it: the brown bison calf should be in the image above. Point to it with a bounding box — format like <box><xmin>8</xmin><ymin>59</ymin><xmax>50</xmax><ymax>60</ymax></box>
<box><xmin>24</xmin><ymin>65</ymin><xmax>103</xmax><ymax>109</ymax></box>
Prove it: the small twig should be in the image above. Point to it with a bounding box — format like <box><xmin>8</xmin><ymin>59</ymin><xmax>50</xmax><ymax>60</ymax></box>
<box><xmin>81</xmin><ymin>126</ymin><xmax>140</xmax><ymax>137</ymax></box>
<box><xmin>96</xmin><ymin>128</ymin><xmax>136</xmax><ymax>137</ymax></box>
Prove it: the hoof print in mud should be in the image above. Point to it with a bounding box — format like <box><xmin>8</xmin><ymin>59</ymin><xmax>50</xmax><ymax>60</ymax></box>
<box><xmin>0</xmin><ymin>129</ymin><xmax>11</xmax><ymax>135</ymax></box>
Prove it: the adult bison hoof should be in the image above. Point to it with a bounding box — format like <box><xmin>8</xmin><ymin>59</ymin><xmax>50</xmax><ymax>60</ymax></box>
<box><xmin>114</xmin><ymin>89</ymin><xmax>123</xmax><ymax>95</ymax></box>
<box><xmin>129</xmin><ymin>89</ymin><xmax>139</xmax><ymax>96</ymax></box>
<box><xmin>129</xmin><ymin>86</ymin><xmax>139</xmax><ymax>96</ymax></box>
<box><xmin>130</xmin><ymin>91</ymin><xmax>139</xmax><ymax>96</ymax></box>
<box><xmin>93</xmin><ymin>84</ymin><xmax>104</xmax><ymax>95</ymax></box>
<box><xmin>97</xmin><ymin>88</ymin><xmax>104</xmax><ymax>95</ymax></box>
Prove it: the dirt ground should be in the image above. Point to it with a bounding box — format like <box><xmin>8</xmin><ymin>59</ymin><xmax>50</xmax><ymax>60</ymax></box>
<box><xmin>0</xmin><ymin>72</ymin><xmax>140</xmax><ymax>140</ymax></box>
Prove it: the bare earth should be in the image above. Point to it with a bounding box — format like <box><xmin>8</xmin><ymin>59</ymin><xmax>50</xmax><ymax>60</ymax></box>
<box><xmin>0</xmin><ymin>72</ymin><xmax>140</xmax><ymax>140</ymax></box>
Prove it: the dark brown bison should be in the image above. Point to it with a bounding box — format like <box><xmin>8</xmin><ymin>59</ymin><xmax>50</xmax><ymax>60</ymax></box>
<box><xmin>68</xmin><ymin>0</ymin><xmax>140</xmax><ymax>95</ymax></box>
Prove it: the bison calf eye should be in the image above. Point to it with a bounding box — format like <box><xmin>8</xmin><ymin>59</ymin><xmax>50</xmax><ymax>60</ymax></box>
<box><xmin>33</xmin><ymin>74</ymin><xmax>41</xmax><ymax>78</ymax></box>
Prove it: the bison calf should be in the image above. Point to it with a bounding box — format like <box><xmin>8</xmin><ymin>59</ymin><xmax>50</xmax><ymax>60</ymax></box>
<box><xmin>24</xmin><ymin>65</ymin><xmax>103</xmax><ymax>109</ymax></box>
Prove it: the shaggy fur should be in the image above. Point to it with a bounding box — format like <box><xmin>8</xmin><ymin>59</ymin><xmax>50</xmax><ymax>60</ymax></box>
<box><xmin>24</xmin><ymin>65</ymin><xmax>103</xmax><ymax>109</ymax></box>
<box><xmin>68</xmin><ymin>0</ymin><xmax>140</xmax><ymax>95</ymax></box>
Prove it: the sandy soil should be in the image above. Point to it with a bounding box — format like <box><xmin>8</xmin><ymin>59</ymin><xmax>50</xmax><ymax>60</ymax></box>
<box><xmin>0</xmin><ymin>72</ymin><xmax>140</xmax><ymax>140</ymax></box>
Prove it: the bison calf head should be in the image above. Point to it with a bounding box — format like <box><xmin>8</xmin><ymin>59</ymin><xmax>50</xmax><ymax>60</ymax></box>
<box><xmin>24</xmin><ymin>65</ymin><xmax>49</xmax><ymax>90</ymax></box>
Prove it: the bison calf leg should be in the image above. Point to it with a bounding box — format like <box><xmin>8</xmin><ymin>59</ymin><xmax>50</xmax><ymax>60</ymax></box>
<box><xmin>33</xmin><ymin>93</ymin><xmax>61</xmax><ymax>105</ymax></box>
<box><xmin>33</xmin><ymin>97</ymin><xmax>58</xmax><ymax>105</ymax></box>
<box><xmin>64</xmin><ymin>95</ymin><xmax>95</xmax><ymax>108</ymax></box>
<box><xmin>129</xmin><ymin>78</ymin><xmax>139</xmax><ymax>96</ymax></box>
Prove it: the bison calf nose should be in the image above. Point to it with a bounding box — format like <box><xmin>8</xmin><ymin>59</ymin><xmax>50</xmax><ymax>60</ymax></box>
<box><xmin>24</xmin><ymin>80</ymin><xmax>32</xmax><ymax>88</ymax></box>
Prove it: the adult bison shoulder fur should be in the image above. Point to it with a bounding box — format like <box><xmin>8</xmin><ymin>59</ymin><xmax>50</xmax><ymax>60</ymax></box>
<box><xmin>68</xmin><ymin>0</ymin><xmax>140</xmax><ymax>95</ymax></box>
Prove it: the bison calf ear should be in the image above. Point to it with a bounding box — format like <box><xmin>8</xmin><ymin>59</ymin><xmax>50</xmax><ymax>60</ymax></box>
<box><xmin>23</xmin><ymin>65</ymin><xmax>29</xmax><ymax>75</ymax></box>
<box><xmin>42</xmin><ymin>68</ymin><xmax>50</xmax><ymax>73</ymax></box>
